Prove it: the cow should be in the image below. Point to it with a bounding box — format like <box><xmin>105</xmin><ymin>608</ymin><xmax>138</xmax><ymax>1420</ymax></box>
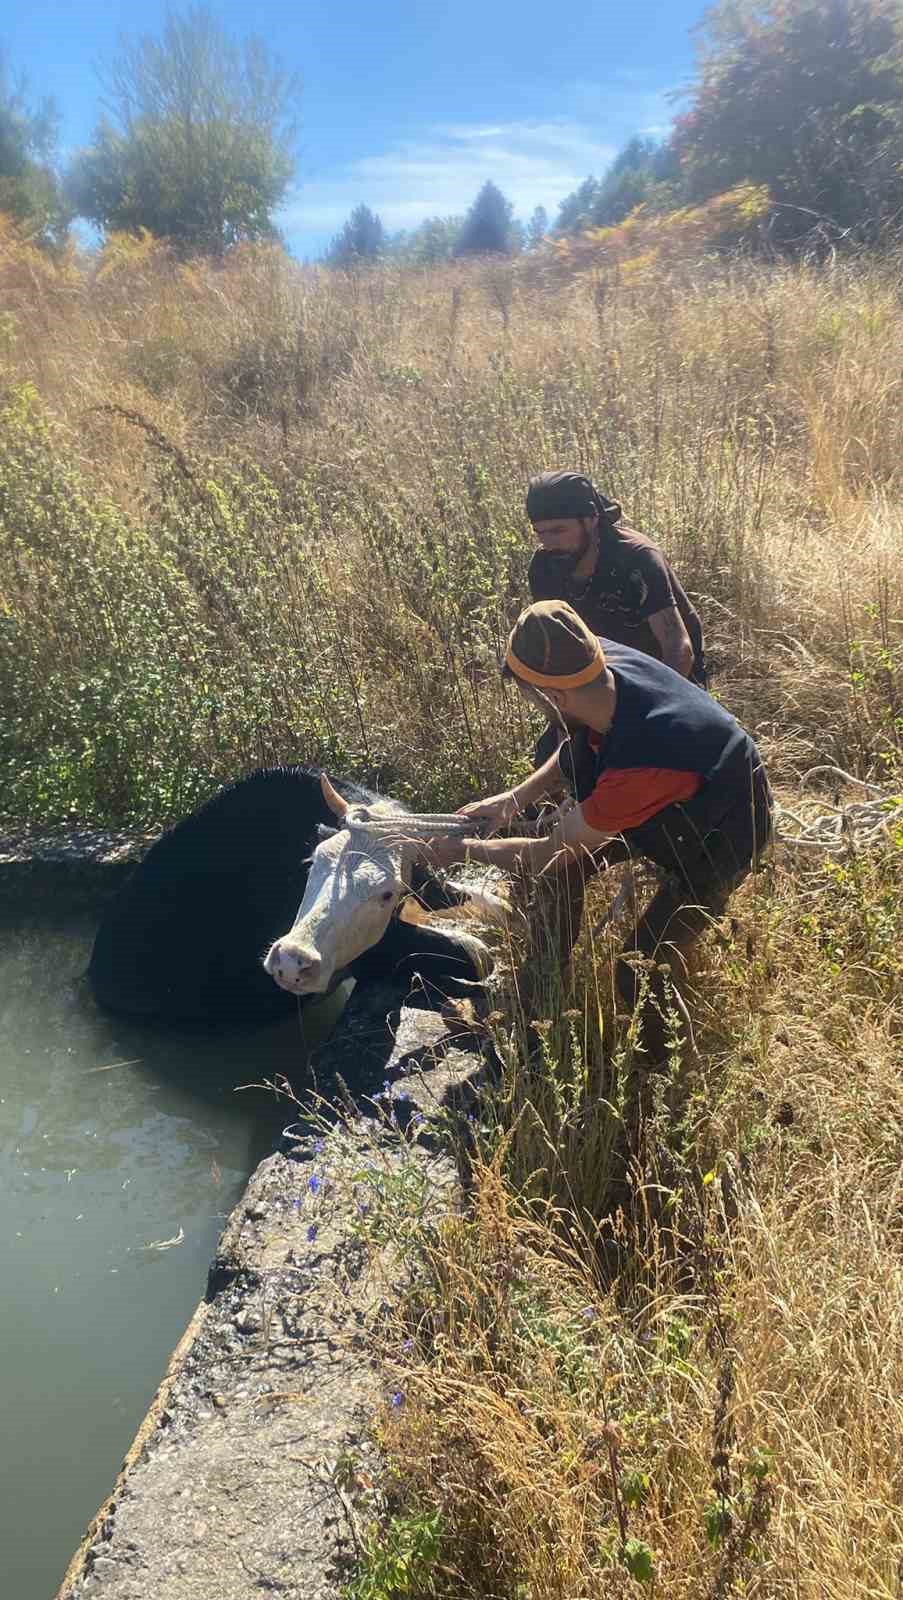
<box><xmin>88</xmin><ymin>766</ymin><xmax>498</xmax><ymax>1027</ymax></box>
<box><xmin>264</xmin><ymin>773</ymin><xmax>506</xmax><ymax>1001</ymax></box>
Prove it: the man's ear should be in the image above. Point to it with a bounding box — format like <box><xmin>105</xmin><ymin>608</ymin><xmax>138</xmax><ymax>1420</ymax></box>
<box><xmin>545</xmin><ymin>685</ymin><xmax>567</xmax><ymax>711</ymax></box>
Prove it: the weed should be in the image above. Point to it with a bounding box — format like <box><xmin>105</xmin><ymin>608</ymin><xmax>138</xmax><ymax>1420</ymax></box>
<box><xmin>344</xmin><ymin>1510</ymin><xmax>443</xmax><ymax>1600</ymax></box>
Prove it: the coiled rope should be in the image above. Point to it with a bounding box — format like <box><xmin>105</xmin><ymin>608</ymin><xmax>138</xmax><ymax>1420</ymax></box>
<box><xmin>773</xmin><ymin>766</ymin><xmax>903</xmax><ymax>853</ymax></box>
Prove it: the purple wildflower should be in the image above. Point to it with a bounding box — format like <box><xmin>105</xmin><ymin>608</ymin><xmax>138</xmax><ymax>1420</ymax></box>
<box><xmin>307</xmin><ymin>1223</ymin><xmax>318</xmax><ymax>1243</ymax></box>
<box><xmin>390</xmin><ymin>1391</ymin><xmax>405</xmax><ymax>1408</ymax></box>
<box><xmin>308</xmin><ymin>1173</ymin><xmax>321</xmax><ymax>1196</ymax></box>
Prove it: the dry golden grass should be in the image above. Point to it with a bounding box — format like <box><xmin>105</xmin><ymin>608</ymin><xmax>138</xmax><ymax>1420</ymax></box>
<box><xmin>1</xmin><ymin>224</ymin><xmax>902</xmax><ymax>1596</ymax></box>
<box><xmin>360</xmin><ymin>841</ymin><xmax>901</xmax><ymax>1598</ymax></box>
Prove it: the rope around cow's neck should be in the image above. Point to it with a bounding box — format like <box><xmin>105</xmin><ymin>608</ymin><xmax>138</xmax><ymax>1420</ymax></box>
<box><xmin>345</xmin><ymin>813</ymin><xmax>486</xmax><ymax>840</ymax></box>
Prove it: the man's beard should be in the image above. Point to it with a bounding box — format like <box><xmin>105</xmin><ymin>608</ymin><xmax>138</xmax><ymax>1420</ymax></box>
<box><xmin>543</xmin><ymin>522</ymin><xmax>594</xmax><ymax>582</ymax></box>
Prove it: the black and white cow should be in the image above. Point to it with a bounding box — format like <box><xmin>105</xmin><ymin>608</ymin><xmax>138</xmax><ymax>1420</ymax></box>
<box><xmin>89</xmin><ymin>766</ymin><xmax>499</xmax><ymax>1026</ymax></box>
<box><xmin>264</xmin><ymin>773</ymin><xmax>507</xmax><ymax>1000</ymax></box>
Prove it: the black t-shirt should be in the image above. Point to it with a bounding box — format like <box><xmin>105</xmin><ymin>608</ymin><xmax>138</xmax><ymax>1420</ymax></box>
<box><xmin>529</xmin><ymin>519</ymin><xmax>706</xmax><ymax>683</ymax></box>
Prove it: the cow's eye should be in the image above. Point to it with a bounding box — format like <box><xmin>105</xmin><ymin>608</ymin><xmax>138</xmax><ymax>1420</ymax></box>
<box><xmin>381</xmin><ymin>889</ymin><xmax>396</xmax><ymax>904</ymax></box>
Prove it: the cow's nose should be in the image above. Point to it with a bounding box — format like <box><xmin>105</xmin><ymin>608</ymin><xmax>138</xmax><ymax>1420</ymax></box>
<box><xmin>266</xmin><ymin>942</ymin><xmax>321</xmax><ymax>987</ymax></box>
<box><xmin>289</xmin><ymin>948</ymin><xmax>321</xmax><ymax>978</ymax></box>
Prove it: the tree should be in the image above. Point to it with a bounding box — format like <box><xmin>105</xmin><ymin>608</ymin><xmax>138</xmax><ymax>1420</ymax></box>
<box><xmin>557</xmin><ymin>178</ymin><xmax>598</xmax><ymax>236</ymax></box>
<box><xmin>675</xmin><ymin>0</ymin><xmax>903</xmax><ymax>239</ymax></box>
<box><xmin>526</xmin><ymin>205</ymin><xmax>548</xmax><ymax>248</ymax></box>
<box><xmin>65</xmin><ymin>6</ymin><xmax>298</xmax><ymax>256</ymax></box>
<box><xmin>325</xmin><ymin>203</ymin><xmax>386</xmax><ymax>266</ymax></box>
<box><xmin>555</xmin><ymin>175</ymin><xmax>601</xmax><ymax>234</ymax></box>
<box><xmin>0</xmin><ymin>56</ymin><xmax>68</xmax><ymax>247</ymax></box>
<box><xmin>396</xmin><ymin>214</ymin><xmax>463</xmax><ymax>262</ymax></box>
<box><xmin>555</xmin><ymin>141</ymin><xmax>682</xmax><ymax>236</ymax></box>
<box><xmin>455</xmin><ymin>180</ymin><xmax>515</xmax><ymax>255</ymax></box>
<box><xmin>591</xmin><ymin>137</ymin><xmax>681</xmax><ymax>226</ymax></box>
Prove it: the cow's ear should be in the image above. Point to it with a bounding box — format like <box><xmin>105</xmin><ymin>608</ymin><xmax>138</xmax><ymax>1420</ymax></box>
<box><xmin>321</xmin><ymin>773</ymin><xmax>349</xmax><ymax>820</ymax></box>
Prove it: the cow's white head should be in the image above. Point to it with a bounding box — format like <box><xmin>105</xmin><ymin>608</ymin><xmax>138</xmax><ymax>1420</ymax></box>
<box><xmin>263</xmin><ymin>774</ymin><xmax>478</xmax><ymax>997</ymax></box>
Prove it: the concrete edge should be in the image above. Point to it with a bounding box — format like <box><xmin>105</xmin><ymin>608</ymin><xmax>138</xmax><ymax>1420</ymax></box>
<box><xmin>54</xmin><ymin>1300</ymin><xmax>211</xmax><ymax>1599</ymax></box>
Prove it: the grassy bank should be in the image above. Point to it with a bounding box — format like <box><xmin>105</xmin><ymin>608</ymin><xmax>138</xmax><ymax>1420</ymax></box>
<box><xmin>1</xmin><ymin>232</ymin><xmax>901</xmax><ymax>1595</ymax></box>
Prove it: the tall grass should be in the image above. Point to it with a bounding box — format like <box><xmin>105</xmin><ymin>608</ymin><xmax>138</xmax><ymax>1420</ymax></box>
<box><xmin>1</xmin><ymin>231</ymin><xmax>902</xmax><ymax>1595</ymax></box>
<box><xmin>1</xmin><ymin>237</ymin><xmax>900</xmax><ymax>822</ymax></box>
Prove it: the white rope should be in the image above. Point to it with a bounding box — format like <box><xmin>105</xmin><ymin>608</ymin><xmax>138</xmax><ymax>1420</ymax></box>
<box><xmin>773</xmin><ymin>766</ymin><xmax>903</xmax><ymax>853</ymax></box>
<box><xmin>347</xmin><ymin>813</ymin><xmax>478</xmax><ymax>840</ymax></box>
<box><xmin>346</xmin><ymin>769</ymin><xmax>902</xmax><ymax>857</ymax></box>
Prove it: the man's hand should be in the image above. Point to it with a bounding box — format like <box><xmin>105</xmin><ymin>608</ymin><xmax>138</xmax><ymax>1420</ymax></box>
<box><xmin>419</xmin><ymin>832</ymin><xmax>479</xmax><ymax>870</ymax></box>
<box><xmin>418</xmin><ymin>798</ymin><xmax>613</xmax><ymax>878</ymax></box>
<box><xmin>456</xmin><ymin>789</ymin><xmax>519</xmax><ymax>836</ymax></box>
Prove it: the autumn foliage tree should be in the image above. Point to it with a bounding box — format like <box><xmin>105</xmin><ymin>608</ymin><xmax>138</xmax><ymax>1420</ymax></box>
<box><xmin>675</xmin><ymin>0</ymin><xmax>903</xmax><ymax>240</ymax></box>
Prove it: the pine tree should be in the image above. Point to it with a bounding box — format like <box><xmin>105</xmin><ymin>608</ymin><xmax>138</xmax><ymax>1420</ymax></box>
<box><xmin>588</xmin><ymin>137</ymin><xmax>682</xmax><ymax>227</ymax></box>
<box><xmin>554</xmin><ymin>175</ymin><xmax>601</xmax><ymax>235</ymax></box>
<box><xmin>526</xmin><ymin>205</ymin><xmax>548</xmax><ymax>249</ymax></box>
<box><xmin>325</xmin><ymin>203</ymin><xmax>386</xmax><ymax>266</ymax></box>
<box><xmin>455</xmin><ymin>180</ymin><xmax>515</xmax><ymax>256</ymax></box>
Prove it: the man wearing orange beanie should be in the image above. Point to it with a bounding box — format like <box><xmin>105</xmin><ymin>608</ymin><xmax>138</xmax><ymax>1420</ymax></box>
<box><xmin>425</xmin><ymin>601</ymin><xmax>771</xmax><ymax>1064</ymax></box>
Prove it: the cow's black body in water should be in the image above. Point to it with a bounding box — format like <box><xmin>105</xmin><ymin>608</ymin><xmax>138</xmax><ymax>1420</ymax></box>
<box><xmin>88</xmin><ymin>766</ymin><xmax>482</xmax><ymax>1025</ymax></box>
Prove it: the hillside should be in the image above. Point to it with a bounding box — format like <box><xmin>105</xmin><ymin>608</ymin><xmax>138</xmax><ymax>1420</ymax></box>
<box><xmin>1</xmin><ymin>229</ymin><xmax>902</xmax><ymax>1596</ymax></box>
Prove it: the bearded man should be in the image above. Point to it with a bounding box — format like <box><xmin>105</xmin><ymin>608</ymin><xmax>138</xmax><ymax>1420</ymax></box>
<box><xmin>526</xmin><ymin>470</ymin><xmax>707</xmax><ymax>687</ymax></box>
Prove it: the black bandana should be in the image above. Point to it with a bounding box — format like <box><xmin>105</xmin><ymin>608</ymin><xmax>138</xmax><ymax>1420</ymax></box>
<box><xmin>526</xmin><ymin>470</ymin><xmax>621</xmax><ymax>525</ymax></box>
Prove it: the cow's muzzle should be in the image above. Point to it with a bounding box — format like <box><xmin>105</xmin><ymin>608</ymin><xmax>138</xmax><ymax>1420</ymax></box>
<box><xmin>264</xmin><ymin>940</ymin><xmax>327</xmax><ymax>994</ymax></box>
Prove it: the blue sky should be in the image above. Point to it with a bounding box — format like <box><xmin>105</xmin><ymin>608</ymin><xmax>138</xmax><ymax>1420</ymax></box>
<box><xmin>4</xmin><ymin>0</ymin><xmax>707</xmax><ymax>257</ymax></box>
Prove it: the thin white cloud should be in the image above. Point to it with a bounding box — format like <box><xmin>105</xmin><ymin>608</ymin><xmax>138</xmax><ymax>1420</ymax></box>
<box><xmin>279</xmin><ymin>118</ymin><xmax>622</xmax><ymax>246</ymax></box>
<box><xmin>570</xmin><ymin>77</ymin><xmax>681</xmax><ymax>126</ymax></box>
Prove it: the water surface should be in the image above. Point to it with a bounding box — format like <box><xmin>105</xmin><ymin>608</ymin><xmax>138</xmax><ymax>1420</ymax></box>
<box><xmin>0</xmin><ymin>892</ymin><xmax>342</xmax><ymax>1600</ymax></box>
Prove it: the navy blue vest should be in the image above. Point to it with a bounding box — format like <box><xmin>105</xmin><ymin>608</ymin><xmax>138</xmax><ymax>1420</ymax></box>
<box><xmin>557</xmin><ymin>640</ymin><xmax>768</xmax><ymax>870</ymax></box>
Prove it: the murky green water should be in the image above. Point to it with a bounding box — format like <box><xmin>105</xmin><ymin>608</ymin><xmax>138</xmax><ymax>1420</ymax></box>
<box><xmin>0</xmin><ymin>891</ymin><xmax>347</xmax><ymax>1600</ymax></box>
